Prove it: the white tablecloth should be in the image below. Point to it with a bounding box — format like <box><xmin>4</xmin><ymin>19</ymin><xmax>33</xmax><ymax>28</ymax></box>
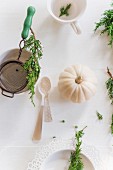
<box><xmin>0</xmin><ymin>0</ymin><xmax>113</xmax><ymax>169</ymax></box>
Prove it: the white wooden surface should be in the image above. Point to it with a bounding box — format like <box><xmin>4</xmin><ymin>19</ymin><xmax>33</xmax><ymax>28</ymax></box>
<box><xmin>0</xmin><ymin>0</ymin><xmax>113</xmax><ymax>169</ymax></box>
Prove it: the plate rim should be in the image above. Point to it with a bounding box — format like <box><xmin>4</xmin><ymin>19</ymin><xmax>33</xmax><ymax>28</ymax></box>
<box><xmin>40</xmin><ymin>148</ymin><xmax>95</xmax><ymax>170</ymax></box>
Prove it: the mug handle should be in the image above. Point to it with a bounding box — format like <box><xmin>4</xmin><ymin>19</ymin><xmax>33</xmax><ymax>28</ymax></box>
<box><xmin>70</xmin><ymin>21</ymin><xmax>81</xmax><ymax>34</ymax></box>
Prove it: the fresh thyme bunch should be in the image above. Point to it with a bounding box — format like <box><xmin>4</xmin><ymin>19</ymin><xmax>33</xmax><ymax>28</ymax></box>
<box><xmin>23</xmin><ymin>33</ymin><xmax>43</xmax><ymax>105</ymax></box>
<box><xmin>94</xmin><ymin>2</ymin><xmax>113</xmax><ymax>46</ymax></box>
<box><xmin>68</xmin><ymin>126</ymin><xmax>87</xmax><ymax>170</ymax></box>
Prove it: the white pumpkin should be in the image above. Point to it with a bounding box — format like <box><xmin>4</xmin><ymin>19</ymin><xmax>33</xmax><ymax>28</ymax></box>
<box><xmin>58</xmin><ymin>64</ymin><xmax>97</xmax><ymax>103</ymax></box>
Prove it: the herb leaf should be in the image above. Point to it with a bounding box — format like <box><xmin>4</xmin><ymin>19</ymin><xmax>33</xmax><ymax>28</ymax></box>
<box><xmin>23</xmin><ymin>34</ymin><xmax>43</xmax><ymax>106</ymax></box>
<box><xmin>96</xmin><ymin>111</ymin><xmax>103</xmax><ymax>120</ymax></box>
<box><xmin>68</xmin><ymin>126</ymin><xmax>87</xmax><ymax>170</ymax></box>
<box><xmin>60</xmin><ymin>120</ymin><xmax>65</xmax><ymax>123</ymax></box>
<box><xmin>59</xmin><ymin>4</ymin><xmax>71</xmax><ymax>17</ymax></box>
<box><xmin>52</xmin><ymin>136</ymin><xmax>56</xmax><ymax>139</ymax></box>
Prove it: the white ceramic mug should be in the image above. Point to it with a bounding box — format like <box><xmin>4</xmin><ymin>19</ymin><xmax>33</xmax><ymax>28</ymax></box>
<box><xmin>47</xmin><ymin>0</ymin><xmax>87</xmax><ymax>34</ymax></box>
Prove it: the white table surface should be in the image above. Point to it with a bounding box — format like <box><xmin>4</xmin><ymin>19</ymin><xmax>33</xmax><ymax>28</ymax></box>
<box><xmin>0</xmin><ymin>0</ymin><xmax>113</xmax><ymax>169</ymax></box>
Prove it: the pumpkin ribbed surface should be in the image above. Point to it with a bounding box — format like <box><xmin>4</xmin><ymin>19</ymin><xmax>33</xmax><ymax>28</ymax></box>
<box><xmin>58</xmin><ymin>65</ymin><xmax>97</xmax><ymax>103</ymax></box>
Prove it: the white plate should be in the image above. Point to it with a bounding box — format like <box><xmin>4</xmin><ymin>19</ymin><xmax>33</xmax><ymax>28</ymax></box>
<box><xmin>40</xmin><ymin>149</ymin><xmax>95</xmax><ymax>170</ymax></box>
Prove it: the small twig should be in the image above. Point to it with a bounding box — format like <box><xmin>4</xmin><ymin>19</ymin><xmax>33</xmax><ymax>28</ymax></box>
<box><xmin>82</xmin><ymin>126</ymin><xmax>87</xmax><ymax>131</ymax></box>
<box><xmin>30</xmin><ymin>28</ymin><xmax>36</xmax><ymax>39</ymax></box>
<box><xmin>107</xmin><ymin>67</ymin><xmax>113</xmax><ymax>80</ymax></box>
<box><xmin>18</xmin><ymin>39</ymin><xmax>25</xmax><ymax>60</ymax></box>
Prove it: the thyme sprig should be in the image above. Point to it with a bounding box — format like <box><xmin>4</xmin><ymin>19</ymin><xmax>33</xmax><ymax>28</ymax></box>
<box><xmin>111</xmin><ymin>114</ymin><xmax>113</xmax><ymax>134</ymax></box>
<box><xmin>94</xmin><ymin>2</ymin><xmax>113</xmax><ymax>46</ymax></box>
<box><xmin>59</xmin><ymin>4</ymin><xmax>71</xmax><ymax>17</ymax></box>
<box><xmin>68</xmin><ymin>126</ymin><xmax>87</xmax><ymax>170</ymax></box>
<box><xmin>106</xmin><ymin>67</ymin><xmax>113</xmax><ymax>105</ymax></box>
<box><xmin>23</xmin><ymin>31</ymin><xmax>43</xmax><ymax>105</ymax></box>
<box><xmin>106</xmin><ymin>68</ymin><xmax>113</xmax><ymax>135</ymax></box>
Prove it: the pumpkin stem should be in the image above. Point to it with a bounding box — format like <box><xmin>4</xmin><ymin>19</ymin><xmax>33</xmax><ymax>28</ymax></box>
<box><xmin>75</xmin><ymin>76</ymin><xmax>83</xmax><ymax>84</ymax></box>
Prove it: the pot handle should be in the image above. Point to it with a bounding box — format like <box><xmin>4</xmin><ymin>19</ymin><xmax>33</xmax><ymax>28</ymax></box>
<box><xmin>1</xmin><ymin>90</ymin><xmax>14</xmax><ymax>98</ymax></box>
<box><xmin>21</xmin><ymin>6</ymin><xmax>36</xmax><ymax>39</ymax></box>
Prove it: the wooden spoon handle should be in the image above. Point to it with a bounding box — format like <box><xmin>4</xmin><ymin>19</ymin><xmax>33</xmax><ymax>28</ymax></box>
<box><xmin>32</xmin><ymin>106</ymin><xmax>43</xmax><ymax>141</ymax></box>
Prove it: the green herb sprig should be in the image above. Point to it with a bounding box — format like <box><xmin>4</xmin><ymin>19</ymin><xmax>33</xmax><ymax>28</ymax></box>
<box><xmin>106</xmin><ymin>68</ymin><xmax>113</xmax><ymax>135</ymax></box>
<box><xmin>96</xmin><ymin>111</ymin><xmax>103</xmax><ymax>120</ymax></box>
<box><xmin>111</xmin><ymin>114</ymin><xmax>113</xmax><ymax>134</ymax></box>
<box><xmin>59</xmin><ymin>4</ymin><xmax>71</xmax><ymax>17</ymax></box>
<box><xmin>23</xmin><ymin>32</ymin><xmax>43</xmax><ymax>105</ymax></box>
<box><xmin>106</xmin><ymin>67</ymin><xmax>113</xmax><ymax>105</ymax></box>
<box><xmin>94</xmin><ymin>3</ymin><xmax>113</xmax><ymax>46</ymax></box>
<box><xmin>68</xmin><ymin>126</ymin><xmax>87</xmax><ymax>170</ymax></box>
